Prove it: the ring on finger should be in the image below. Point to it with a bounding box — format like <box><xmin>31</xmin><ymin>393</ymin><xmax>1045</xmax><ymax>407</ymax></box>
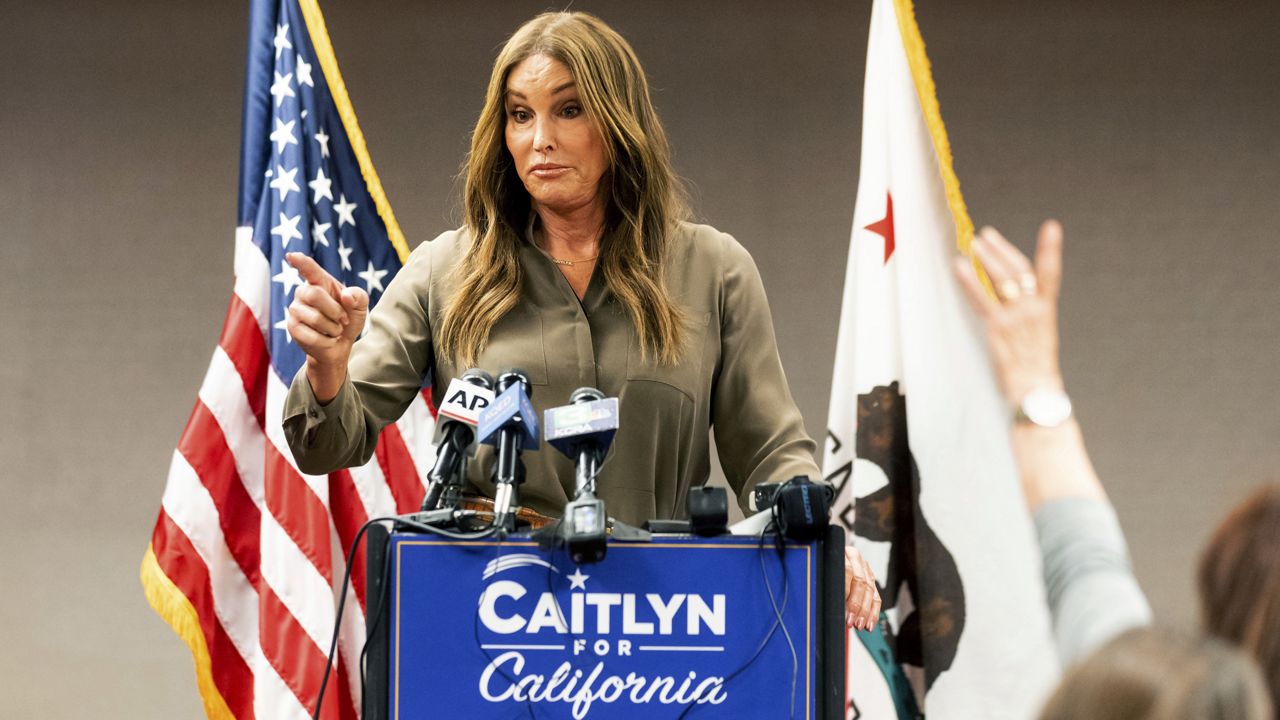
<box><xmin>996</xmin><ymin>278</ymin><xmax>1022</xmax><ymax>302</ymax></box>
<box><xmin>1018</xmin><ymin>273</ymin><xmax>1038</xmax><ymax>295</ymax></box>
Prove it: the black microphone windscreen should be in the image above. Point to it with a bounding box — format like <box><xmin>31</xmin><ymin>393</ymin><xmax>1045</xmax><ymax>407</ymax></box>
<box><xmin>497</xmin><ymin>369</ymin><xmax>531</xmax><ymax>396</ymax></box>
<box><xmin>570</xmin><ymin>386</ymin><xmax>605</xmax><ymax>405</ymax></box>
<box><xmin>462</xmin><ymin>368</ymin><xmax>495</xmax><ymax>390</ymax></box>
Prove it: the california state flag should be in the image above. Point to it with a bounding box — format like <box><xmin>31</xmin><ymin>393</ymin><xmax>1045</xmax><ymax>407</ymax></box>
<box><xmin>824</xmin><ymin>0</ymin><xmax>1059</xmax><ymax>716</ymax></box>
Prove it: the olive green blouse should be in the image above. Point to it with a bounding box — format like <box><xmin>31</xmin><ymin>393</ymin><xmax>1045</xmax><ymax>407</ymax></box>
<box><xmin>282</xmin><ymin>221</ymin><xmax>820</xmax><ymax>526</ymax></box>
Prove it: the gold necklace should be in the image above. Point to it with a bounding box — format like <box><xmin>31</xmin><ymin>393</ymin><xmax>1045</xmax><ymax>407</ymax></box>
<box><xmin>534</xmin><ymin>241</ymin><xmax>598</xmax><ymax>267</ymax></box>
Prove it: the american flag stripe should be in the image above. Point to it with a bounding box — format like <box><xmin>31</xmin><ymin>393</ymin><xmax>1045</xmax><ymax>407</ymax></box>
<box><xmin>259</xmin><ymin>582</ymin><xmax>339</xmax><ymax>716</ymax></box>
<box><xmin>373</xmin><ymin>422</ymin><xmax>425</xmax><ymax>513</ymax></box>
<box><xmin>161</xmin><ymin>453</ymin><xmax>262</xmax><ymax>663</ymax></box>
<box><xmin>199</xmin><ymin>347</ymin><xmax>267</xmax><ymax>505</ymax></box>
<box><xmin>396</xmin><ymin>391</ymin><xmax>440</xmax><ymax>475</ymax></box>
<box><xmin>334</xmin><ymin>581</ymin><xmax>367</xmax><ymax>713</ymax></box>
<box><xmin>263</xmin><ymin>443</ymin><xmax>336</xmax><ymax>585</ymax></box>
<box><xmin>328</xmin><ymin>468</ymin><xmax>371</xmax><ymax>610</ymax></box>
<box><xmin>149</xmin><ymin>513</ymin><xmax>255</xmax><ymax>718</ymax></box>
<box><xmin>260</xmin><ymin>512</ymin><xmax>335</xmax><ymax>650</ymax></box>
<box><xmin>233</xmin><ymin>228</ymin><xmax>271</xmax><ymax>334</ymax></box>
<box><xmin>143</xmin><ymin>2</ymin><xmax>432</xmax><ymax>716</ymax></box>
<box><xmin>334</xmin><ymin>655</ymin><xmax>359</xmax><ymax>720</ymax></box>
<box><xmin>217</xmin><ymin>295</ymin><xmax>270</xmax><ymax>427</ymax></box>
<box><xmin>178</xmin><ymin>401</ymin><xmax>262</xmax><ymax>584</ymax></box>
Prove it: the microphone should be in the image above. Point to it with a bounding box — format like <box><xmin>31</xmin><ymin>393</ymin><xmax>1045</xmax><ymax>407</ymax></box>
<box><xmin>476</xmin><ymin>369</ymin><xmax>539</xmax><ymax>532</ymax></box>
<box><xmin>543</xmin><ymin>387</ymin><xmax>619</xmax><ymax>564</ymax></box>
<box><xmin>421</xmin><ymin>369</ymin><xmax>495</xmax><ymax>511</ymax></box>
<box><xmin>544</xmin><ymin>387</ymin><xmax>619</xmax><ymax>496</ymax></box>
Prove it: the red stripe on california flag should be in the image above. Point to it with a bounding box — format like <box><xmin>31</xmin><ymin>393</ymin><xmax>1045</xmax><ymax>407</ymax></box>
<box><xmin>177</xmin><ymin>399</ymin><xmax>262</xmax><ymax>587</ymax></box>
<box><xmin>219</xmin><ymin>293</ymin><xmax>269</xmax><ymax>428</ymax></box>
<box><xmin>152</xmin><ymin>510</ymin><xmax>256</xmax><ymax>719</ymax></box>
<box><xmin>421</xmin><ymin>387</ymin><xmax>437</xmax><ymax>417</ymax></box>
<box><xmin>328</xmin><ymin>468</ymin><xmax>369</xmax><ymax>611</ymax></box>
<box><xmin>375</xmin><ymin>422</ymin><xmax>424</xmax><ymax>513</ymax></box>
<box><xmin>260</xmin><ymin>583</ymin><xmax>339</xmax><ymax>720</ymax></box>
<box><xmin>264</xmin><ymin>444</ymin><xmax>334</xmax><ymax>585</ymax></box>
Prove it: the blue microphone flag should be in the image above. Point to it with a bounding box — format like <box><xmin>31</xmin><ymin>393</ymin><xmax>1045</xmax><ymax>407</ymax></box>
<box><xmin>544</xmin><ymin>397</ymin><xmax>619</xmax><ymax>458</ymax></box>
<box><xmin>477</xmin><ymin>381</ymin><xmax>539</xmax><ymax>449</ymax></box>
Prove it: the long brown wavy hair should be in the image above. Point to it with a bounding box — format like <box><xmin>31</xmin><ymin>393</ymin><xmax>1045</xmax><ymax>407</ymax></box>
<box><xmin>436</xmin><ymin>11</ymin><xmax>689</xmax><ymax>368</ymax></box>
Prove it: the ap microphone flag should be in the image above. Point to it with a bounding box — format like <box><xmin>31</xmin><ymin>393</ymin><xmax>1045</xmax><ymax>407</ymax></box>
<box><xmin>435</xmin><ymin>375</ymin><xmax>496</xmax><ymax>430</ymax></box>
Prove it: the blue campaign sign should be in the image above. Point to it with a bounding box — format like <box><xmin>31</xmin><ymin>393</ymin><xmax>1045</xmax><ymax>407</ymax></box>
<box><xmin>387</xmin><ymin>534</ymin><xmax>821</xmax><ymax>719</ymax></box>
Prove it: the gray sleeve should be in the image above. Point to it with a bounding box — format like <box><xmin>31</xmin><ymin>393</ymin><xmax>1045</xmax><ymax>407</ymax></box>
<box><xmin>1035</xmin><ymin>496</ymin><xmax>1152</xmax><ymax>666</ymax></box>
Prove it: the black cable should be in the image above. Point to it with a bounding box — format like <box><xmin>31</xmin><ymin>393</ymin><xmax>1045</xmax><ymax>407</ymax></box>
<box><xmin>764</xmin><ymin>524</ymin><xmax>799</xmax><ymax>719</ymax></box>
<box><xmin>471</xmin><ymin>540</ymin><xmax>543</xmax><ymax>719</ymax></box>
<box><xmin>312</xmin><ymin>514</ymin><xmax>497</xmax><ymax>720</ymax></box>
<box><xmin>358</xmin><ymin>525</ymin><xmax>395</xmax><ymax>717</ymax></box>
<box><xmin>675</xmin><ymin>521</ymin><xmax>793</xmax><ymax>719</ymax></box>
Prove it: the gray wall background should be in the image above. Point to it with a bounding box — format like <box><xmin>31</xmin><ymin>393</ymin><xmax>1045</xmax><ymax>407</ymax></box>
<box><xmin>2</xmin><ymin>0</ymin><xmax>1277</xmax><ymax>715</ymax></box>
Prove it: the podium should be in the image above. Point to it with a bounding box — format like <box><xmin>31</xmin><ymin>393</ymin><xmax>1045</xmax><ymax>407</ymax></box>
<box><xmin>364</xmin><ymin>524</ymin><xmax>846</xmax><ymax>719</ymax></box>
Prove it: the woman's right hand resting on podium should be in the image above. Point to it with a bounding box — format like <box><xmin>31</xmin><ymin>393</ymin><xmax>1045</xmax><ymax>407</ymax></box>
<box><xmin>284</xmin><ymin>252</ymin><xmax>369</xmax><ymax>404</ymax></box>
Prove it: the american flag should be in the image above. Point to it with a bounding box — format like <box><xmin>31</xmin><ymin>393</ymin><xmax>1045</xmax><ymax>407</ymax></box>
<box><xmin>140</xmin><ymin>1</ymin><xmax>437</xmax><ymax>718</ymax></box>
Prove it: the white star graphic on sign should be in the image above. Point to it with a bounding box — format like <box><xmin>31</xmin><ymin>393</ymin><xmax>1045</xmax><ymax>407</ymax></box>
<box><xmin>314</xmin><ymin>129</ymin><xmax>330</xmax><ymax>158</ymax></box>
<box><xmin>296</xmin><ymin>54</ymin><xmax>314</xmax><ymax>87</ymax></box>
<box><xmin>274</xmin><ymin>23</ymin><xmax>292</xmax><ymax>60</ymax></box>
<box><xmin>270</xmin><ymin>71</ymin><xmax>295</xmax><ymax>107</ymax></box>
<box><xmin>272</xmin><ymin>261</ymin><xmax>303</xmax><ymax>296</ymax></box>
<box><xmin>337</xmin><ymin>238</ymin><xmax>353</xmax><ymax>271</ymax></box>
<box><xmin>270</xmin><ymin>118</ymin><xmax>297</xmax><ymax>154</ymax></box>
<box><xmin>308</xmin><ymin>167</ymin><xmax>333</xmax><ymax>204</ymax></box>
<box><xmin>358</xmin><ymin>261</ymin><xmax>389</xmax><ymax>294</ymax></box>
<box><xmin>271</xmin><ymin>212</ymin><xmax>303</xmax><ymax>249</ymax></box>
<box><xmin>311</xmin><ymin>219</ymin><xmax>331</xmax><ymax>248</ymax></box>
<box><xmin>269</xmin><ymin>164</ymin><xmax>299</xmax><ymax>202</ymax></box>
<box><xmin>334</xmin><ymin>194</ymin><xmax>357</xmax><ymax>228</ymax></box>
<box><xmin>567</xmin><ymin>568</ymin><xmax>589</xmax><ymax>590</ymax></box>
<box><xmin>274</xmin><ymin>316</ymin><xmax>293</xmax><ymax>343</ymax></box>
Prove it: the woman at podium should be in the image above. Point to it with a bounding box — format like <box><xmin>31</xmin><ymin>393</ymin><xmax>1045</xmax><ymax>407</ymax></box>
<box><xmin>280</xmin><ymin>11</ymin><xmax>880</xmax><ymax>632</ymax></box>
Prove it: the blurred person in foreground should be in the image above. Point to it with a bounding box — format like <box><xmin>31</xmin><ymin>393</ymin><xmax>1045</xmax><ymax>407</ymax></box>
<box><xmin>954</xmin><ymin>221</ymin><xmax>1152</xmax><ymax>664</ymax></box>
<box><xmin>279</xmin><ymin>11</ymin><xmax>880</xmax><ymax>629</ymax></box>
<box><xmin>955</xmin><ymin>223</ymin><xmax>1275</xmax><ymax>718</ymax></box>
<box><xmin>1039</xmin><ymin>627</ymin><xmax>1271</xmax><ymax>720</ymax></box>
<box><xmin>1199</xmin><ymin>483</ymin><xmax>1280</xmax><ymax>713</ymax></box>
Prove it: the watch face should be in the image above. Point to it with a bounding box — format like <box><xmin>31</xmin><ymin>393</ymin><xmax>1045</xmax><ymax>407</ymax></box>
<box><xmin>1022</xmin><ymin>390</ymin><xmax>1072</xmax><ymax>427</ymax></box>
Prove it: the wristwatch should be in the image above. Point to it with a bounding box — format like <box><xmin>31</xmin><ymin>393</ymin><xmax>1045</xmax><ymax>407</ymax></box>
<box><xmin>1014</xmin><ymin>389</ymin><xmax>1073</xmax><ymax>428</ymax></box>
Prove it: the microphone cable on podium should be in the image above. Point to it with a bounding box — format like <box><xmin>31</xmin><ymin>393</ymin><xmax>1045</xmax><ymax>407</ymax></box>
<box><xmin>674</xmin><ymin>506</ymin><xmax>799</xmax><ymax>720</ymax></box>
<box><xmin>311</xmin><ymin>514</ymin><xmax>501</xmax><ymax>720</ymax></box>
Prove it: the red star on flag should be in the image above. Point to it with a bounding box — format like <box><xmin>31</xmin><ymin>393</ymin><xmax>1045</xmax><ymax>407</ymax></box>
<box><xmin>865</xmin><ymin>192</ymin><xmax>895</xmax><ymax>263</ymax></box>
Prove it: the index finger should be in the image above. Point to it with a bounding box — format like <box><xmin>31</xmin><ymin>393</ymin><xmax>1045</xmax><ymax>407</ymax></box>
<box><xmin>1034</xmin><ymin>220</ymin><xmax>1064</xmax><ymax>300</ymax></box>
<box><xmin>286</xmin><ymin>252</ymin><xmax>342</xmax><ymax>296</ymax></box>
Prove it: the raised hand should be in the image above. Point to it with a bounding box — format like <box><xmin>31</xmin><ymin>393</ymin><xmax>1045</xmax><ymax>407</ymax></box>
<box><xmin>953</xmin><ymin>221</ymin><xmax>1065</xmax><ymax>405</ymax></box>
<box><xmin>284</xmin><ymin>252</ymin><xmax>369</xmax><ymax>402</ymax></box>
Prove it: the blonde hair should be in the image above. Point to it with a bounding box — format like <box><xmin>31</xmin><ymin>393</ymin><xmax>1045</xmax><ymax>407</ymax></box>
<box><xmin>1039</xmin><ymin>628</ymin><xmax>1272</xmax><ymax>720</ymax></box>
<box><xmin>437</xmin><ymin>11</ymin><xmax>688</xmax><ymax>367</ymax></box>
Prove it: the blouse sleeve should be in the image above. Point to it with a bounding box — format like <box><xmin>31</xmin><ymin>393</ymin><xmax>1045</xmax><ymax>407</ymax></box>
<box><xmin>1035</xmin><ymin>496</ymin><xmax>1152</xmax><ymax>666</ymax></box>
<box><xmin>282</xmin><ymin>240</ymin><xmax>435</xmax><ymax>475</ymax></box>
<box><xmin>711</xmin><ymin>233</ymin><xmax>821</xmax><ymax>510</ymax></box>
